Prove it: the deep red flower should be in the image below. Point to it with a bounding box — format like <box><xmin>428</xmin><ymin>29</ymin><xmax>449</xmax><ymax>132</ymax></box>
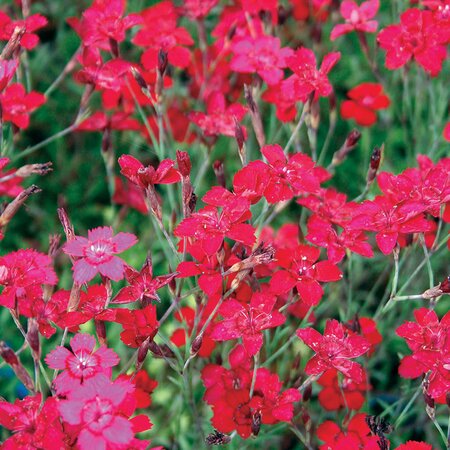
<box><xmin>396</xmin><ymin>308</ymin><xmax>450</xmax><ymax>399</ymax></box>
<box><xmin>113</xmin><ymin>257</ymin><xmax>177</xmax><ymax>304</ymax></box>
<box><xmin>287</xmin><ymin>48</ymin><xmax>341</xmax><ymax>101</ymax></box>
<box><xmin>0</xmin><ymin>12</ymin><xmax>48</xmax><ymax>50</ymax></box>
<box><xmin>297</xmin><ymin>319</ymin><xmax>370</xmax><ymax>382</ymax></box>
<box><xmin>189</xmin><ymin>91</ymin><xmax>247</xmax><ymax>138</ymax></box>
<box><xmin>67</xmin><ymin>0</ymin><xmax>141</xmax><ymax>51</ymax></box>
<box><xmin>0</xmin><ymin>394</ymin><xmax>65</xmax><ymax>450</ymax></box>
<box><xmin>317</xmin><ymin>368</ymin><xmax>370</xmax><ymax>411</ymax></box>
<box><xmin>377</xmin><ymin>8</ymin><xmax>448</xmax><ymax>76</ymax></box>
<box><xmin>331</xmin><ymin>0</ymin><xmax>379</xmax><ymax>40</ymax></box>
<box><xmin>347</xmin><ymin>196</ymin><xmax>431</xmax><ymax>255</ymax></box>
<box><xmin>211</xmin><ymin>292</ymin><xmax>286</xmax><ymax>356</ymax></box>
<box><xmin>77</xmin><ymin>111</ymin><xmax>141</xmax><ymax>132</ymax></box>
<box><xmin>0</xmin><ymin>249</ymin><xmax>57</xmax><ymax>309</ymax></box>
<box><xmin>174</xmin><ymin>195</ymin><xmax>255</xmax><ymax>256</ymax></box>
<box><xmin>270</xmin><ymin>244</ymin><xmax>342</xmax><ymax>306</ymax></box>
<box><xmin>114</xmin><ymin>305</ymin><xmax>159</xmax><ymax>347</ymax></box>
<box><xmin>132</xmin><ymin>1</ymin><xmax>194</xmax><ymax>69</ymax></box>
<box><xmin>340</xmin><ymin>82</ymin><xmax>390</xmax><ymax>126</ymax></box>
<box><xmin>317</xmin><ymin>413</ymin><xmax>383</xmax><ymax>449</ymax></box>
<box><xmin>306</xmin><ymin>215</ymin><xmax>373</xmax><ymax>263</ymax></box>
<box><xmin>118</xmin><ymin>154</ymin><xmax>180</xmax><ymax>189</ymax></box>
<box><xmin>119</xmin><ymin>370</ymin><xmax>158</xmax><ymax>409</ymax></box>
<box><xmin>230</xmin><ymin>36</ymin><xmax>293</xmax><ymax>85</ymax></box>
<box><xmin>46</xmin><ymin>333</ymin><xmax>119</xmax><ymax>394</ymax></box>
<box><xmin>0</xmin><ymin>157</ymin><xmax>23</xmax><ymax>198</ymax></box>
<box><xmin>0</xmin><ymin>83</ymin><xmax>46</xmax><ymax>129</ymax></box>
<box><xmin>291</xmin><ymin>0</ymin><xmax>332</xmax><ymax>22</ymax></box>
<box><xmin>63</xmin><ymin>226</ymin><xmax>137</xmax><ymax>283</ymax></box>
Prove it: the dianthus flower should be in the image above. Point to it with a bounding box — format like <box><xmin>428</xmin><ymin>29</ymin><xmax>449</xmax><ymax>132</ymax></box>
<box><xmin>331</xmin><ymin>0</ymin><xmax>379</xmax><ymax>40</ymax></box>
<box><xmin>297</xmin><ymin>319</ymin><xmax>370</xmax><ymax>382</ymax></box>
<box><xmin>340</xmin><ymin>82</ymin><xmax>390</xmax><ymax>126</ymax></box>
<box><xmin>63</xmin><ymin>226</ymin><xmax>137</xmax><ymax>283</ymax></box>
<box><xmin>0</xmin><ymin>12</ymin><xmax>48</xmax><ymax>50</ymax></box>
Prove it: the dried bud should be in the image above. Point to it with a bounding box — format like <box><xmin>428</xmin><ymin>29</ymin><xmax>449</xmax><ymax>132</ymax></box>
<box><xmin>57</xmin><ymin>207</ymin><xmax>75</xmax><ymax>242</ymax></box>
<box><xmin>422</xmin><ymin>276</ymin><xmax>450</xmax><ymax>299</ymax></box>
<box><xmin>0</xmin><ymin>185</ymin><xmax>41</xmax><ymax>228</ymax></box>
<box><xmin>213</xmin><ymin>160</ymin><xmax>226</xmax><ymax>188</ymax></box>
<box><xmin>145</xmin><ymin>185</ymin><xmax>163</xmax><ymax>221</ymax></box>
<box><xmin>191</xmin><ymin>334</ymin><xmax>203</xmax><ymax>355</ymax></box>
<box><xmin>423</xmin><ymin>389</ymin><xmax>435</xmax><ymax>409</ymax></box>
<box><xmin>205</xmin><ymin>430</ymin><xmax>231</xmax><ymax>446</ymax></box>
<box><xmin>15</xmin><ymin>162</ymin><xmax>53</xmax><ymax>178</ymax></box>
<box><xmin>48</xmin><ymin>234</ymin><xmax>61</xmax><ymax>258</ymax></box>
<box><xmin>1</xmin><ymin>26</ymin><xmax>25</xmax><ymax>59</ymax></box>
<box><xmin>148</xmin><ymin>340</ymin><xmax>175</xmax><ymax>359</ymax></box>
<box><xmin>365</xmin><ymin>415</ymin><xmax>393</xmax><ymax>437</ymax></box>
<box><xmin>366</xmin><ymin>145</ymin><xmax>383</xmax><ymax>186</ymax></box>
<box><xmin>251</xmin><ymin>411</ymin><xmax>262</xmax><ymax>436</ymax></box>
<box><xmin>244</xmin><ymin>84</ymin><xmax>265</xmax><ymax>147</ymax></box>
<box><xmin>176</xmin><ymin>150</ymin><xmax>191</xmax><ymax>177</ymax></box>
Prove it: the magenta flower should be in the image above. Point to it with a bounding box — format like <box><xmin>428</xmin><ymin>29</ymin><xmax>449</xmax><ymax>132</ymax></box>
<box><xmin>45</xmin><ymin>333</ymin><xmax>119</xmax><ymax>394</ymax></box>
<box><xmin>63</xmin><ymin>226</ymin><xmax>137</xmax><ymax>283</ymax></box>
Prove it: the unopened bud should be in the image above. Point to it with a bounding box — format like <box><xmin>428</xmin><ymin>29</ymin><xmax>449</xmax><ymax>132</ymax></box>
<box><xmin>57</xmin><ymin>207</ymin><xmax>75</xmax><ymax>242</ymax></box>
<box><xmin>234</xmin><ymin>118</ymin><xmax>246</xmax><ymax>165</ymax></box>
<box><xmin>244</xmin><ymin>84</ymin><xmax>265</xmax><ymax>147</ymax></box>
<box><xmin>27</xmin><ymin>319</ymin><xmax>40</xmax><ymax>359</ymax></box>
<box><xmin>95</xmin><ymin>320</ymin><xmax>107</xmax><ymax>346</ymax></box>
<box><xmin>176</xmin><ymin>150</ymin><xmax>191</xmax><ymax>177</ymax></box>
<box><xmin>191</xmin><ymin>334</ymin><xmax>203</xmax><ymax>355</ymax></box>
<box><xmin>1</xmin><ymin>26</ymin><xmax>25</xmax><ymax>59</ymax></box>
<box><xmin>213</xmin><ymin>160</ymin><xmax>226</xmax><ymax>188</ymax></box>
<box><xmin>366</xmin><ymin>145</ymin><xmax>383</xmax><ymax>186</ymax></box>
<box><xmin>137</xmin><ymin>338</ymin><xmax>151</xmax><ymax>368</ymax></box>
<box><xmin>0</xmin><ymin>185</ymin><xmax>41</xmax><ymax>228</ymax></box>
<box><xmin>0</xmin><ymin>341</ymin><xmax>35</xmax><ymax>392</ymax></box>
<box><xmin>303</xmin><ymin>382</ymin><xmax>312</xmax><ymax>402</ymax></box>
<box><xmin>330</xmin><ymin>129</ymin><xmax>361</xmax><ymax>167</ymax></box>
<box><xmin>130</xmin><ymin>67</ymin><xmax>148</xmax><ymax>92</ymax></box>
<box><xmin>422</xmin><ymin>276</ymin><xmax>449</xmax><ymax>299</ymax></box>
<box><xmin>109</xmin><ymin>38</ymin><xmax>119</xmax><ymax>58</ymax></box>
<box><xmin>158</xmin><ymin>49</ymin><xmax>168</xmax><ymax>76</ymax></box>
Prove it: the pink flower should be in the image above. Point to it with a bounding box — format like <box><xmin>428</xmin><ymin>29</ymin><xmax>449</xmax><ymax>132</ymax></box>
<box><xmin>59</xmin><ymin>375</ymin><xmax>139</xmax><ymax>450</ymax></box>
<box><xmin>63</xmin><ymin>226</ymin><xmax>137</xmax><ymax>283</ymax></box>
<box><xmin>46</xmin><ymin>333</ymin><xmax>119</xmax><ymax>394</ymax></box>
<box><xmin>230</xmin><ymin>36</ymin><xmax>293</xmax><ymax>85</ymax></box>
<box><xmin>331</xmin><ymin>0</ymin><xmax>379</xmax><ymax>40</ymax></box>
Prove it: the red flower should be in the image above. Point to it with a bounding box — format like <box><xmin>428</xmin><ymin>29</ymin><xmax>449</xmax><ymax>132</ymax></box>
<box><xmin>291</xmin><ymin>0</ymin><xmax>332</xmax><ymax>22</ymax></box>
<box><xmin>67</xmin><ymin>0</ymin><xmax>141</xmax><ymax>51</ymax></box>
<box><xmin>113</xmin><ymin>177</ymin><xmax>149</xmax><ymax>214</ymax></box>
<box><xmin>77</xmin><ymin>111</ymin><xmax>141</xmax><ymax>132</ymax></box>
<box><xmin>59</xmin><ymin>375</ymin><xmax>143</xmax><ymax>450</ymax></box>
<box><xmin>317</xmin><ymin>413</ymin><xmax>383</xmax><ymax>449</ymax></box>
<box><xmin>330</xmin><ymin>0</ymin><xmax>379</xmax><ymax>40</ymax></box>
<box><xmin>188</xmin><ymin>91</ymin><xmax>247</xmax><ymax>138</ymax></box>
<box><xmin>255</xmin><ymin>144</ymin><xmax>325</xmax><ymax>203</ymax></box>
<box><xmin>0</xmin><ymin>83</ymin><xmax>46</xmax><ymax>129</ymax></box>
<box><xmin>63</xmin><ymin>226</ymin><xmax>138</xmax><ymax>283</ymax></box>
<box><xmin>318</xmin><ymin>368</ymin><xmax>370</xmax><ymax>411</ymax></box>
<box><xmin>297</xmin><ymin>319</ymin><xmax>370</xmax><ymax>382</ymax></box>
<box><xmin>114</xmin><ymin>305</ymin><xmax>159</xmax><ymax>347</ymax></box>
<box><xmin>0</xmin><ymin>249</ymin><xmax>57</xmax><ymax>309</ymax></box>
<box><xmin>230</xmin><ymin>36</ymin><xmax>293</xmax><ymax>85</ymax></box>
<box><xmin>113</xmin><ymin>257</ymin><xmax>177</xmax><ymax>304</ymax></box>
<box><xmin>211</xmin><ymin>292</ymin><xmax>286</xmax><ymax>356</ymax></box>
<box><xmin>270</xmin><ymin>244</ymin><xmax>342</xmax><ymax>306</ymax></box>
<box><xmin>119</xmin><ymin>370</ymin><xmax>158</xmax><ymax>409</ymax></box>
<box><xmin>377</xmin><ymin>8</ymin><xmax>448</xmax><ymax>76</ymax></box>
<box><xmin>118</xmin><ymin>154</ymin><xmax>180</xmax><ymax>189</ymax></box>
<box><xmin>45</xmin><ymin>333</ymin><xmax>119</xmax><ymax>394</ymax></box>
<box><xmin>395</xmin><ymin>442</ymin><xmax>432</xmax><ymax>450</ymax></box>
<box><xmin>444</xmin><ymin>122</ymin><xmax>450</xmax><ymax>142</ymax></box>
<box><xmin>132</xmin><ymin>1</ymin><xmax>194</xmax><ymax>69</ymax></box>
<box><xmin>0</xmin><ymin>394</ymin><xmax>65</xmax><ymax>449</ymax></box>
<box><xmin>396</xmin><ymin>308</ymin><xmax>450</xmax><ymax>399</ymax></box>
<box><xmin>340</xmin><ymin>82</ymin><xmax>390</xmax><ymax>127</ymax></box>
<box><xmin>347</xmin><ymin>196</ymin><xmax>431</xmax><ymax>255</ymax></box>
<box><xmin>0</xmin><ymin>157</ymin><xmax>23</xmax><ymax>198</ymax></box>
<box><xmin>287</xmin><ymin>48</ymin><xmax>341</xmax><ymax>101</ymax></box>
<box><xmin>0</xmin><ymin>12</ymin><xmax>48</xmax><ymax>50</ymax></box>
<box><xmin>0</xmin><ymin>59</ymin><xmax>18</xmax><ymax>92</ymax></box>
<box><xmin>306</xmin><ymin>215</ymin><xmax>373</xmax><ymax>263</ymax></box>
<box><xmin>174</xmin><ymin>195</ymin><xmax>255</xmax><ymax>256</ymax></box>
<box><xmin>202</xmin><ymin>345</ymin><xmax>300</xmax><ymax>439</ymax></box>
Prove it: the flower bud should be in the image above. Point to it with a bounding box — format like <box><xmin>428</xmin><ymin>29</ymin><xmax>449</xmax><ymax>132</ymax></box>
<box><xmin>0</xmin><ymin>26</ymin><xmax>25</xmax><ymax>59</ymax></box>
<box><xmin>191</xmin><ymin>334</ymin><xmax>203</xmax><ymax>355</ymax></box>
<box><xmin>366</xmin><ymin>145</ymin><xmax>383</xmax><ymax>186</ymax></box>
<box><xmin>0</xmin><ymin>341</ymin><xmax>35</xmax><ymax>392</ymax></box>
<box><xmin>330</xmin><ymin>129</ymin><xmax>361</xmax><ymax>167</ymax></box>
<box><xmin>0</xmin><ymin>185</ymin><xmax>41</xmax><ymax>229</ymax></box>
<box><xmin>213</xmin><ymin>160</ymin><xmax>226</xmax><ymax>188</ymax></box>
<box><xmin>15</xmin><ymin>162</ymin><xmax>53</xmax><ymax>178</ymax></box>
<box><xmin>176</xmin><ymin>150</ymin><xmax>191</xmax><ymax>177</ymax></box>
<box><xmin>244</xmin><ymin>84</ymin><xmax>265</xmax><ymax>147</ymax></box>
<box><xmin>27</xmin><ymin>318</ymin><xmax>40</xmax><ymax>360</ymax></box>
